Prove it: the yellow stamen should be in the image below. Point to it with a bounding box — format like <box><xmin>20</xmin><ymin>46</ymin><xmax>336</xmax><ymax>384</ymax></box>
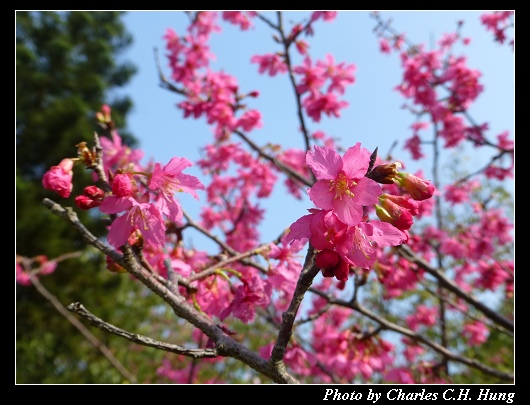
<box><xmin>329</xmin><ymin>172</ymin><xmax>357</xmax><ymax>200</ymax></box>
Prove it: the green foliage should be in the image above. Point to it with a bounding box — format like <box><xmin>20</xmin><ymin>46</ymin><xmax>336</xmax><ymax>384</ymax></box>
<box><xmin>15</xmin><ymin>11</ymin><xmax>158</xmax><ymax>384</ymax></box>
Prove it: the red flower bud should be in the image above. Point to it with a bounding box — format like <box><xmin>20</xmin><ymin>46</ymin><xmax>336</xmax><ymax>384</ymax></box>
<box><xmin>396</xmin><ymin>172</ymin><xmax>435</xmax><ymax>201</ymax></box>
<box><xmin>75</xmin><ymin>195</ymin><xmax>102</xmax><ymax>210</ymax></box>
<box><xmin>83</xmin><ymin>185</ymin><xmax>105</xmax><ymax>199</ymax></box>
<box><xmin>316</xmin><ymin>249</ymin><xmax>351</xmax><ymax>282</ymax></box>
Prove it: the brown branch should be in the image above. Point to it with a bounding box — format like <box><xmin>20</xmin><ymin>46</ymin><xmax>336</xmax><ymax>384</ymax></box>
<box><xmin>43</xmin><ymin>198</ymin><xmax>299</xmax><ymax>384</ymax></box>
<box><xmin>412</xmin><ymin>270</ymin><xmax>513</xmax><ymax>337</ymax></box>
<box><xmin>270</xmin><ymin>245</ymin><xmax>319</xmax><ymax>368</ymax></box>
<box><xmin>188</xmin><ymin>244</ymin><xmax>270</xmax><ymax>282</ymax></box>
<box><xmin>276</xmin><ymin>11</ymin><xmax>313</xmax><ymax>155</ymax></box>
<box><xmin>182</xmin><ymin>209</ymin><xmax>270</xmax><ymax>274</ymax></box>
<box><xmin>397</xmin><ymin>244</ymin><xmax>514</xmax><ymax>332</ymax></box>
<box><xmin>234</xmin><ymin>129</ymin><xmax>313</xmax><ymax>187</ymax></box>
<box><xmin>67</xmin><ymin>302</ymin><xmax>218</xmax><ymax>359</ymax></box>
<box><xmin>309</xmin><ymin>287</ymin><xmax>514</xmax><ymax>382</ymax></box>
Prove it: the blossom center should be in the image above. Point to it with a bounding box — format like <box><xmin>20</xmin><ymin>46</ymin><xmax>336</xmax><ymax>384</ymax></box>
<box><xmin>128</xmin><ymin>205</ymin><xmax>150</xmax><ymax>231</ymax></box>
<box><xmin>330</xmin><ymin>172</ymin><xmax>356</xmax><ymax>200</ymax></box>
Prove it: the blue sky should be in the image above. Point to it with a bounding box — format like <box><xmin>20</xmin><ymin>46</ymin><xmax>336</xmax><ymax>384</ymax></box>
<box><xmin>117</xmin><ymin>11</ymin><xmax>514</xmax><ymax>248</ymax></box>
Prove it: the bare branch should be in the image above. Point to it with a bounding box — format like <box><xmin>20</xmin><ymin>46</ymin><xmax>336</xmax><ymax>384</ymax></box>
<box><xmin>309</xmin><ymin>287</ymin><xmax>514</xmax><ymax>382</ymax></box>
<box><xmin>67</xmin><ymin>302</ymin><xmax>218</xmax><ymax>359</ymax></box>
<box><xmin>270</xmin><ymin>245</ymin><xmax>319</xmax><ymax>368</ymax></box>
<box><xmin>234</xmin><ymin>129</ymin><xmax>313</xmax><ymax>187</ymax></box>
<box><xmin>397</xmin><ymin>245</ymin><xmax>514</xmax><ymax>332</ymax></box>
<box><xmin>29</xmin><ymin>274</ymin><xmax>137</xmax><ymax>383</ymax></box>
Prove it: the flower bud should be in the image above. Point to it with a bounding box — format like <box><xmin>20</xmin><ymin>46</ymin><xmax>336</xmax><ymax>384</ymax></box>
<box><xmin>112</xmin><ymin>173</ymin><xmax>133</xmax><ymax>197</ymax></box>
<box><xmin>75</xmin><ymin>195</ymin><xmax>102</xmax><ymax>210</ymax></box>
<box><xmin>106</xmin><ymin>256</ymin><xmax>127</xmax><ymax>273</ymax></box>
<box><xmin>367</xmin><ymin>162</ymin><xmax>402</xmax><ymax>184</ymax></box>
<box><xmin>42</xmin><ymin>158</ymin><xmax>74</xmax><ymax>198</ymax></box>
<box><xmin>381</xmin><ymin>193</ymin><xmax>419</xmax><ymax>216</ymax></box>
<box><xmin>376</xmin><ymin>198</ymin><xmax>414</xmax><ymax>231</ymax></box>
<box><xmin>316</xmin><ymin>249</ymin><xmax>351</xmax><ymax>281</ymax></box>
<box><xmin>83</xmin><ymin>185</ymin><xmax>105</xmax><ymax>199</ymax></box>
<box><xmin>396</xmin><ymin>172</ymin><xmax>435</xmax><ymax>201</ymax></box>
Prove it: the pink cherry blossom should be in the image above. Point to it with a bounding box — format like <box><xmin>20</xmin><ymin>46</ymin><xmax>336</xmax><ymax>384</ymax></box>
<box><xmin>236</xmin><ymin>109</ymin><xmax>263</xmax><ymax>132</ymax></box>
<box><xmin>306</xmin><ymin>144</ymin><xmax>382</xmax><ymax>225</ymax></box>
<box><xmin>338</xmin><ymin>220</ymin><xmax>407</xmax><ymax>270</ymax></box>
<box><xmin>100</xmin><ymin>131</ymin><xmax>144</xmax><ymax>172</ymax></box>
<box><xmin>99</xmin><ymin>196</ymin><xmax>165</xmax><ymax>248</ymax></box>
<box><xmin>316</xmin><ymin>53</ymin><xmax>356</xmax><ymax>95</ymax></box>
<box><xmin>286</xmin><ymin>208</ymin><xmax>406</xmax><ymax>275</ymax></box>
<box><xmin>42</xmin><ymin>158</ymin><xmax>74</xmax><ymax>198</ymax></box>
<box><xmin>385</xmin><ymin>367</ymin><xmax>416</xmax><ymax>384</ymax></box>
<box><xmin>463</xmin><ymin>320</ymin><xmax>489</xmax><ymax>346</ymax></box>
<box><xmin>219</xmin><ymin>271</ymin><xmax>272</xmax><ymax>323</ymax></box>
<box><xmin>16</xmin><ymin>262</ymin><xmax>32</xmax><ymax>286</ymax></box>
<box><xmin>302</xmin><ymin>91</ymin><xmax>348</xmax><ymax>122</ymax></box>
<box><xmin>149</xmin><ymin>156</ymin><xmax>205</xmax><ymax>222</ymax></box>
<box><xmin>310</xmin><ymin>11</ymin><xmax>337</xmax><ymax>22</ymax></box>
<box><xmin>405</xmin><ymin>304</ymin><xmax>437</xmax><ymax>331</ymax></box>
<box><xmin>221</xmin><ymin>11</ymin><xmax>256</xmax><ymax>30</ymax></box>
<box><xmin>250</xmin><ymin>53</ymin><xmax>288</xmax><ymax>77</ymax></box>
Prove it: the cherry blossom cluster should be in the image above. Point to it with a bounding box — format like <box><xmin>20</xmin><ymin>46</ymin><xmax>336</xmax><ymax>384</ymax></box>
<box><xmin>16</xmin><ymin>254</ymin><xmax>58</xmax><ymax>286</ymax></box>
<box><xmin>480</xmin><ymin>11</ymin><xmax>514</xmax><ymax>50</ymax></box>
<box><xmin>374</xmin><ymin>13</ymin><xmax>514</xmax><ymax>182</ymax></box>
<box><xmin>32</xmin><ymin>12</ymin><xmax>513</xmax><ymax>384</ymax></box>
<box><xmin>286</xmin><ymin>143</ymin><xmax>434</xmax><ymax>281</ymax></box>
<box><xmin>42</xmin><ymin>105</ymin><xmax>205</xmax><ymax>251</ymax></box>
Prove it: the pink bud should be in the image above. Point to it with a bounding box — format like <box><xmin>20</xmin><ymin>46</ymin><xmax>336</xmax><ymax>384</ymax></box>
<box><xmin>83</xmin><ymin>185</ymin><xmax>105</xmax><ymax>199</ymax></box>
<box><xmin>396</xmin><ymin>172</ymin><xmax>435</xmax><ymax>201</ymax></box>
<box><xmin>382</xmin><ymin>193</ymin><xmax>419</xmax><ymax>216</ymax></box>
<box><xmin>101</xmin><ymin>104</ymin><xmax>112</xmax><ymax>116</ymax></box>
<box><xmin>42</xmin><ymin>159</ymin><xmax>74</xmax><ymax>198</ymax></box>
<box><xmin>112</xmin><ymin>174</ymin><xmax>133</xmax><ymax>197</ymax></box>
<box><xmin>316</xmin><ymin>249</ymin><xmax>351</xmax><ymax>281</ymax></box>
<box><xmin>316</xmin><ymin>249</ymin><xmax>340</xmax><ymax>269</ymax></box>
<box><xmin>75</xmin><ymin>195</ymin><xmax>102</xmax><ymax>210</ymax></box>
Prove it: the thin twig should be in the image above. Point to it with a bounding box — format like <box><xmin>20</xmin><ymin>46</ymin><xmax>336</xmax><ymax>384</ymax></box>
<box><xmin>67</xmin><ymin>302</ymin><xmax>218</xmax><ymax>359</ymax></box>
<box><xmin>29</xmin><ymin>274</ymin><xmax>137</xmax><ymax>383</ymax></box>
<box><xmin>397</xmin><ymin>245</ymin><xmax>514</xmax><ymax>333</ymax></box>
<box><xmin>309</xmin><ymin>287</ymin><xmax>514</xmax><ymax>382</ymax></box>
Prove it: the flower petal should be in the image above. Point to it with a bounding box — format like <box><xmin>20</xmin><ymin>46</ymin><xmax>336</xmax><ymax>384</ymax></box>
<box><xmin>107</xmin><ymin>215</ymin><xmax>132</xmax><ymax>248</ymax></box>
<box><xmin>308</xmin><ymin>181</ymin><xmax>334</xmax><ymax>210</ymax></box>
<box><xmin>99</xmin><ymin>196</ymin><xmax>133</xmax><ymax>214</ymax></box>
<box><xmin>306</xmin><ymin>145</ymin><xmax>342</xmax><ymax>180</ymax></box>
<box><xmin>341</xmin><ymin>142</ymin><xmax>371</xmax><ymax>179</ymax></box>
<box><xmin>354</xmin><ymin>177</ymin><xmax>382</xmax><ymax>205</ymax></box>
<box><xmin>332</xmin><ymin>195</ymin><xmax>363</xmax><ymax>226</ymax></box>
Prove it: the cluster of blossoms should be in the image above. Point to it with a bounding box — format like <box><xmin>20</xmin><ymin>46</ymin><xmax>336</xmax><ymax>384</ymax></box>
<box><xmin>285</xmin><ymin>143</ymin><xmax>434</xmax><ymax>281</ymax></box>
<box><xmin>16</xmin><ymin>254</ymin><xmax>58</xmax><ymax>286</ymax></box>
<box><xmin>42</xmin><ymin>105</ymin><xmax>205</xmax><ymax>251</ymax></box>
<box><xmin>34</xmin><ymin>12</ymin><xmax>512</xmax><ymax>384</ymax></box>
<box><xmin>480</xmin><ymin>11</ymin><xmax>514</xmax><ymax>50</ymax></box>
<box><xmin>374</xmin><ymin>14</ymin><xmax>514</xmax><ymax>182</ymax></box>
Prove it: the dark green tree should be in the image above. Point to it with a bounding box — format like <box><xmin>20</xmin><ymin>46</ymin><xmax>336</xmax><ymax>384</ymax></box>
<box><xmin>16</xmin><ymin>11</ymin><xmax>164</xmax><ymax>384</ymax></box>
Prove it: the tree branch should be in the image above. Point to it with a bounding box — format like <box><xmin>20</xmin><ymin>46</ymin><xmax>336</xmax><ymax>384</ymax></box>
<box><xmin>397</xmin><ymin>245</ymin><xmax>514</xmax><ymax>332</ymax></box>
<box><xmin>67</xmin><ymin>302</ymin><xmax>218</xmax><ymax>359</ymax></box>
<box><xmin>43</xmin><ymin>198</ymin><xmax>299</xmax><ymax>384</ymax></box>
<box><xmin>29</xmin><ymin>274</ymin><xmax>137</xmax><ymax>383</ymax></box>
<box><xmin>309</xmin><ymin>287</ymin><xmax>514</xmax><ymax>382</ymax></box>
<box><xmin>270</xmin><ymin>245</ymin><xmax>318</xmax><ymax>367</ymax></box>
